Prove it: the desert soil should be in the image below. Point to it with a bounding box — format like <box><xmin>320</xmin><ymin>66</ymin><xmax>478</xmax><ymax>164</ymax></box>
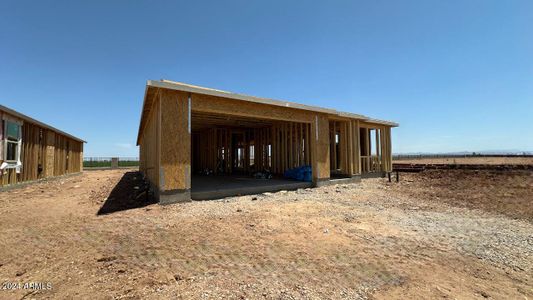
<box><xmin>0</xmin><ymin>169</ymin><xmax>532</xmax><ymax>299</ymax></box>
<box><xmin>394</xmin><ymin>156</ymin><xmax>533</xmax><ymax>165</ymax></box>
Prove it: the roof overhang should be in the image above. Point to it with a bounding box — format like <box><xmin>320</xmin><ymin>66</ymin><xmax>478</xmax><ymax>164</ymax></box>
<box><xmin>136</xmin><ymin>80</ymin><xmax>399</xmax><ymax>145</ymax></box>
<box><xmin>0</xmin><ymin>104</ymin><xmax>86</xmax><ymax>143</ymax></box>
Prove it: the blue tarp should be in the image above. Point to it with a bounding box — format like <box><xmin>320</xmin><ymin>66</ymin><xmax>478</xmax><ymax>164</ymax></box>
<box><xmin>283</xmin><ymin>165</ymin><xmax>312</xmax><ymax>182</ymax></box>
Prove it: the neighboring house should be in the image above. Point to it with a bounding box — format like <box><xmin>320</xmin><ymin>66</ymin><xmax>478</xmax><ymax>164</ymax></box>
<box><xmin>0</xmin><ymin>105</ymin><xmax>85</xmax><ymax>187</ymax></box>
<box><xmin>137</xmin><ymin>80</ymin><xmax>398</xmax><ymax>203</ymax></box>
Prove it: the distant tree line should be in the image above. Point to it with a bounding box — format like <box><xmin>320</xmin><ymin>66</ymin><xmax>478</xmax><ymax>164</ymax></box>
<box><xmin>83</xmin><ymin>157</ymin><xmax>139</xmax><ymax>168</ymax></box>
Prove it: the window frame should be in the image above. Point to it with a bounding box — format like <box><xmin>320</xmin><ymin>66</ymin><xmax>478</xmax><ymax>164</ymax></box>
<box><xmin>3</xmin><ymin>120</ymin><xmax>22</xmax><ymax>163</ymax></box>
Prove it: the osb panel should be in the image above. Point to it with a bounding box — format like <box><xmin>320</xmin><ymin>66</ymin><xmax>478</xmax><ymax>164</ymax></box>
<box><xmin>311</xmin><ymin>114</ymin><xmax>330</xmax><ymax>181</ymax></box>
<box><xmin>66</xmin><ymin>141</ymin><xmax>83</xmax><ymax>173</ymax></box>
<box><xmin>21</xmin><ymin>122</ymin><xmax>41</xmax><ymax>182</ymax></box>
<box><xmin>79</xmin><ymin>144</ymin><xmax>84</xmax><ymax>172</ymax></box>
<box><xmin>159</xmin><ymin>89</ymin><xmax>190</xmax><ymax>191</ymax></box>
<box><xmin>0</xmin><ymin>123</ymin><xmax>82</xmax><ymax>187</ymax></box>
<box><xmin>191</xmin><ymin>93</ymin><xmax>315</xmax><ymax>124</ymax></box>
<box><xmin>381</xmin><ymin>127</ymin><xmax>393</xmax><ymax>172</ymax></box>
<box><xmin>45</xmin><ymin>130</ymin><xmax>55</xmax><ymax>178</ymax></box>
<box><xmin>1</xmin><ymin>169</ymin><xmax>19</xmax><ymax>186</ymax></box>
<box><xmin>139</xmin><ymin>94</ymin><xmax>160</xmax><ymax>190</ymax></box>
<box><xmin>53</xmin><ymin>134</ymin><xmax>66</xmax><ymax>177</ymax></box>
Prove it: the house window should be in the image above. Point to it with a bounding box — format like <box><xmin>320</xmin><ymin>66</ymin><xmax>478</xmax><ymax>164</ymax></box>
<box><xmin>4</xmin><ymin>120</ymin><xmax>21</xmax><ymax>163</ymax></box>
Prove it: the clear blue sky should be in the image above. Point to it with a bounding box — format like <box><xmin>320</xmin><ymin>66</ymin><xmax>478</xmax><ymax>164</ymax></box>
<box><xmin>1</xmin><ymin>1</ymin><xmax>532</xmax><ymax>156</ymax></box>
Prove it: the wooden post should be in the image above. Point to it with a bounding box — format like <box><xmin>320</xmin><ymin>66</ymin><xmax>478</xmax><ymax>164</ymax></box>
<box><xmin>306</xmin><ymin>123</ymin><xmax>310</xmax><ymax>166</ymax></box>
<box><xmin>289</xmin><ymin>123</ymin><xmax>293</xmax><ymax>168</ymax></box>
<box><xmin>366</xmin><ymin>128</ymin><xmax>371</xmax><ymax>172</ymax></box>
<box><xmin>346</xmin><ymin>123</ymin><xmax>349</xmax><ymax>173</ymax></box>
<box><xmin>298</xmin><ymin>123</ymin><xmax>304</xmax><ymax>166</ymax></box>
<box><xmin>375</xmin><ymin>128</ymin><xmax>381</xmax><ymax>171</ymax></box>
<box><xmin>311</xmin><ymin>114</ymin><xmax>330</xmax><ymax>186</ymax></box>
<box><xmin>79</xmin><ymin>142</ymin><xmax>84</xmax><ymax>172</ymax></box>
<box><xmin>332</xmin><ymin>122</ymin><xmax>337</xmax><ymax>171</ymax></box>
<box><xmin>355</xmin><ymin>120</ymin><xmax>361</xmax><ymax>174</ymax></box>
<box><xmin>348</xmin><ymin>121</ymin><xmax>353</xmax><ymax>175</ymax></box>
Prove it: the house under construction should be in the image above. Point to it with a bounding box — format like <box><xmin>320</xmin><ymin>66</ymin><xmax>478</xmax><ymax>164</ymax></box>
<box><xmin>0</xmin><ymin>105</ymin><xmax>84</xmax><ymax>187</ymax></box>
<box><xmin>137</xmin><ymin>80</ymin><xmax>398</xmax><ymax>203</ymax></box>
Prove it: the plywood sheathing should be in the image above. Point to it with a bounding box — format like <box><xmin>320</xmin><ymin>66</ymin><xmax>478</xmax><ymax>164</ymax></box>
<box><xmin>45</xmin><ymin>130</ymin><xmax>55</xmax><ymax>178</ymax></box>
<box><xmin>191</xmin><ymin>92</ymin><xmax>315</xmax><ymax>123</ymax></box>
<box><xmin>20</xmin><ymin>122</ymin><xmax>43</xmax><ymax>182</ymax></box>
<box><xmin>381</xmin><ymin>126</ymin><xmax>393</xmax><ymax>172</ymax></box>
<box><xmin>137</xmin><ymin>80</ymin><xmax>398</xmax><ymax>147</ymax></box>
<box><xmin>159</xmin><ymin>89</ymin><xmax>191</xmax><ymax>191</ymax></box>
<box><xmin>0</xmin><ymin>109</ymin><xmax>83</xmax><ymax>187</ymax></box>
<box><xmin>139</xmin><ymin>90</ymin><xmax>160</xmax><ymax>191</ymax></box>
<box><xmin>137</xmin><ymin>82</ymin><xmax>396</xmax><ymax>193</ymax></box>
<box><xmin>311</xmin><ymin>114</ymin><xmax>330</xmax><ymax>182</ymax></box>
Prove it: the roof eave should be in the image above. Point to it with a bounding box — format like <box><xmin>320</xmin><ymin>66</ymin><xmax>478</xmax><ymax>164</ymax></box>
<box><xmin>150</xmin><ymin>80</ymin><xmax>338</xmax><ymax>115</ymax></box>
<box><xmin>136</xmin><ymin>83</ymin><xmax>151</xmax><ymax>146</ymax></box>
<box><xmin>364</xmin><ymin>118</ymin><xmax>399</xmax><ymax>127</ymax></box>
<box><xmin>136</xmin><ymin>80</ymin><xmax>399</xmax><ymax>145</ymax></box>
<box><xmin>0</xmin><ymin>104</ymin><xmax>86</xmax><ymax>143</ymax></box>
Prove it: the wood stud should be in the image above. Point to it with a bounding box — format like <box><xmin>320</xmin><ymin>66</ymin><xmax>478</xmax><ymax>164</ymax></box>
<box><xmin>1</xmin><ymin>118</ymin><xmax>83</xmax><ymax>187</ymax></box>
<box><xmin>191</xmin><ymin>121</ymin><xmax>312</xmax><ymax>175</ymax></box>
<box><xmin>327</xmin><ymin>120</ymin><xmax>393</xmax><ymax>176</ymax></box>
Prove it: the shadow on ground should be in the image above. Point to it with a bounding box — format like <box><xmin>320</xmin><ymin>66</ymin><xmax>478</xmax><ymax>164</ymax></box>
<box><xmin>97</xmin><ymin>171</ymin><xmax>156</xmax><ymax>215</ymax></box>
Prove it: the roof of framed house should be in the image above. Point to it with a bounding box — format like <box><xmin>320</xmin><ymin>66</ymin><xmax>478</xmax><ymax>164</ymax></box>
<box><xmin>0</xmin><ymin>104</ymin><xmax>85</xmax><ymax>143</ymax></box>
<box><xmin>137</xmin><ymin>80</ymin><xmax>399</xmax><ymax>144</ymax></box>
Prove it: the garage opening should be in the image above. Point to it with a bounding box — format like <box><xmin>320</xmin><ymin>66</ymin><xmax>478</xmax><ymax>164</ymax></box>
<box><xmin>190</xmin><ymin>112</ymin><xmax>313</xmax><ymax>200</ymax></box>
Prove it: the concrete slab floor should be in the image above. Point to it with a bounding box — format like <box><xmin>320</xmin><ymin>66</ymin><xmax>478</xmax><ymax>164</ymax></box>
<box><xmin>191</xmin><ymin>175</ymin><xmax>312</xmax><ymax>200</ymax></box>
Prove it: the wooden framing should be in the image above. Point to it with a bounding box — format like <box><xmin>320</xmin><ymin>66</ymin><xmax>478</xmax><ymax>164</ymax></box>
<box><xmin>137</xmin><ymin>81</ymin><xmax>397</xmax><ymax>203</ymax></box>
<box><xmin>191</xmin><ymin>120</ymin><xmax>312</xmax><ymax>176</ymax></box>
<box><xmin>0</xmin><ymin>106</ymin><xmax>84</xmax><ymax>187</ymax></box>
<box><xmin>356</xmin><ymin>122</ymin><xmax>394</xmax><ymax>174</ymax></box>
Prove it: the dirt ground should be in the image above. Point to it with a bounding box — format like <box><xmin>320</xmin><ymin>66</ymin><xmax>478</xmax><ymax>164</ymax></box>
<box><xmin>0</xmin><ymin>169</ymin><xmax>532</xmax><ymax>299</ymax></box>
<box><xmin>394</xmin><ymin>156</ymin><xmax>533</xmax><ymax>165</ymax></box>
